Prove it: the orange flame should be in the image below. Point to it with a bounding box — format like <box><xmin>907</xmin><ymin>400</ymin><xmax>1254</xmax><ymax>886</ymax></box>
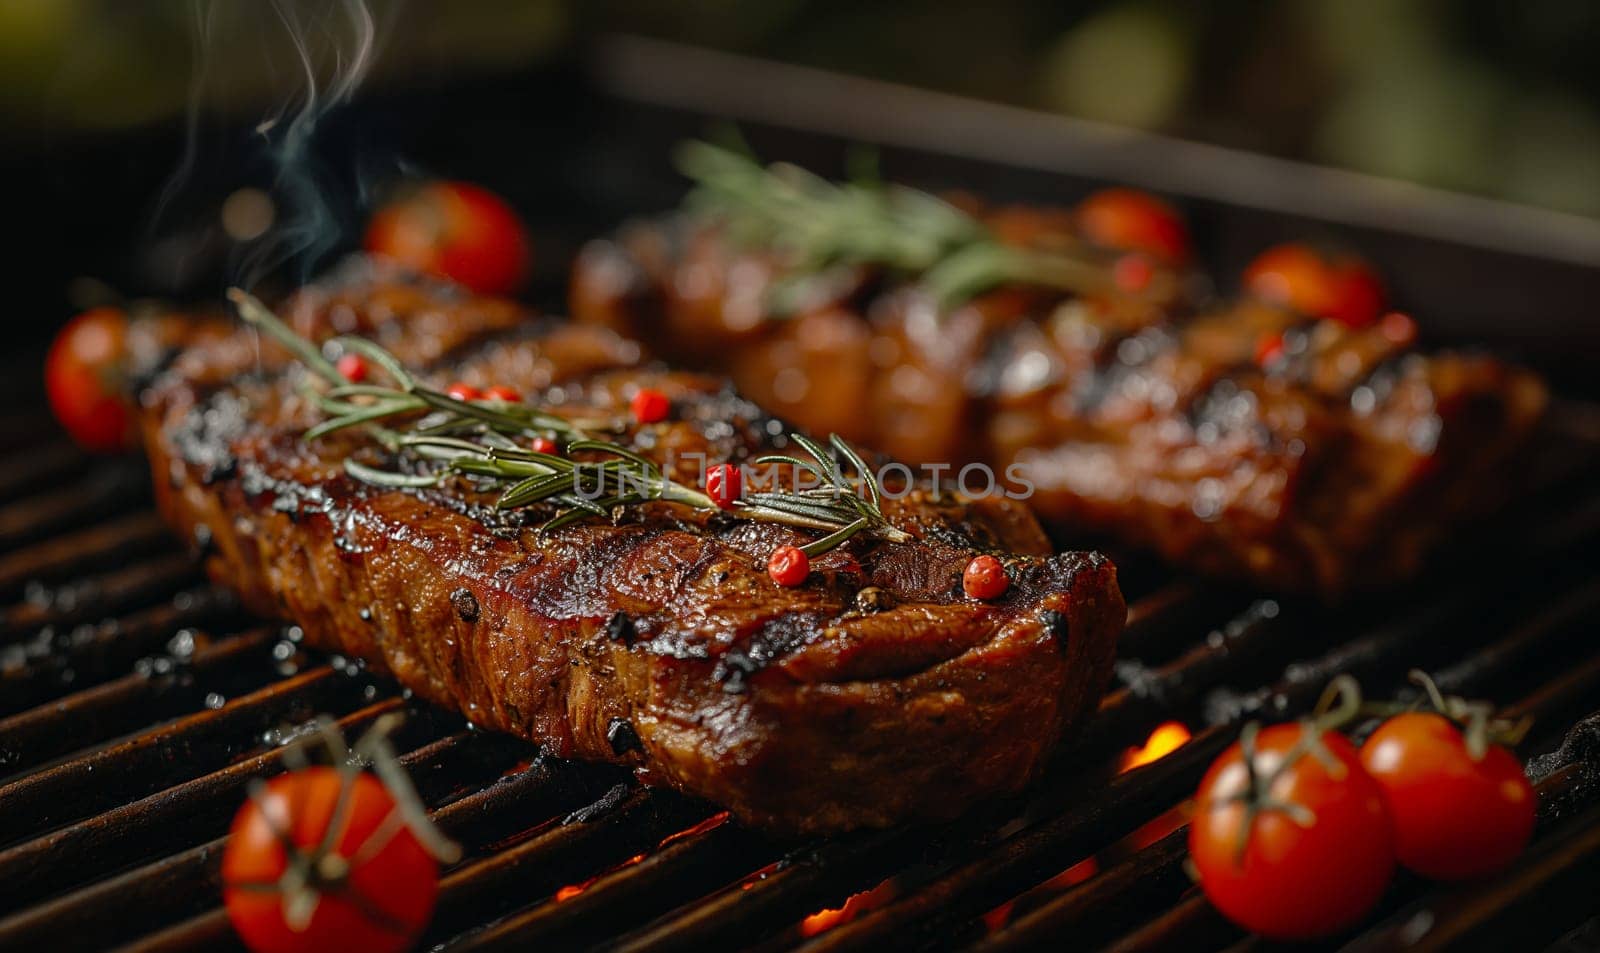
<box><xmin>554</xmin><ymin>880</ymin><xmax>593</xmax><ymax>902</ymax></box>
<box><xmin>982</xmin><ymin>857</ymin><xmax>1100</xmax><ymax>933</ymax></box>
<box><xmin>1125</xmin><ymin>804</ymin><xmax>1188</xmax><ymax>851</ymax></box>
<box><xmin>1119</xmin><ymin>721</ymin><xmax>1191</xmax><ymax>772</ymax></box>
<box><xmin>799</xmin><ymin>880</ymin><xmax>898</xmax><ymax>937</ymax></box>
<box><xmin>1043</xmin><ymin>857</ymin><xmax>1100</xmax><ymax>890</ymax></box>
<box><xmin>981</xmin><ymin>901</ymin><xmax>1016</xmax><ymax>933</ymax></box>
<box><xmin>553</xmin><ymin>850</ymin><xmax>650</xmax><ymax>902</ymax></box>
<box><xmin>661</xmin><ymin>811</ymin><xmax>731</xmax><ymax>848</ymax></box>
<box><xmin>553</xmin><ymin>812</ymin><xmax>734</xmax><ymax>904</ymax></box>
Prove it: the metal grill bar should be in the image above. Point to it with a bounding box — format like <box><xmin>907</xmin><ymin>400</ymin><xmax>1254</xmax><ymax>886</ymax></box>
<box><xmin>1</xmin><ymin>586</ymin><xmax>235</xmax><ymax>717</ymax></box>
<box><xmin>0</xmin><ymin>720</ymin><xmax>509</xmax><ymax>951</ymax></box>
<box><xmin>0</xmin><ymin>666</ymin><xmax>371</xmax><ymax>843</ymax></box>
<box><xmin>1347</xmin><ymin>800</ymin><xmax>1600</xmax><ymax>953</ymax></box>
<box><xmin>838</xmin><ymin>559</ymin><xmax>1600</xmax><ymax>946</ymax></box>
<box><xmin>446</xmin><ymin>817</ymin><xmax>775</xmax><ymax>951</ymax></box>
<box><xmin>0</xmin><ymin>551</ymin><xmax>202</xmax><ymax>643</ymax></box>
<box><xmin>0</xmin><ymin>465</ymin><xmax>148</xmax><ymax>552</ymax></box>
<box><xmin>0</xmin><ymin>694</ymin><xmax>407</xmax><ymax>915</ymax></box>
<box><xmin>746</xmin><ymin>503</ymin><xmax>1600</xmax><ymax>952</ymax></box>
<box><xmin>0</xmin><ymin>511</ymin><xmax>171</xmax><ymax>601</ymax></box>
<box><xmin>428</xmin><ymin>787</ymin><xmax>714</xmax><ymax>943</ymax></box>
<box><xmin>976</xmin><ymin>645</ymin><xmax>1600</xmax><ymax>953</ymax></box>
<box><xmin>0</xmin><ymin>627</ymin><xmax>277</xmax><ymax>774</ymax></box>
<box><xmin>0</xmin><ymin>441</ymin><xmax>86</xmax><ymax>505</ymax></box>
<box><xmin>0</xmin><ymin>406</ymin><xmax>1592</xmax><ymax>953</ymax></box>
<box><xmin>967</xmin><ymin>830</ymin><xmax>1190</xmax><ymax>953</ymax></box>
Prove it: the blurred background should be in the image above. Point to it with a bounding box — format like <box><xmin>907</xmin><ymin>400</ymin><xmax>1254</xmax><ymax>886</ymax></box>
<box><xmin>1</xmin><ymin>0</ymin><xmax>1596</xmax><ymax>359</ymax></box>
<box><xmin>5</xmin><ymin>0</ymin><xmax>1597</xmax><ymax>213</ymax></box>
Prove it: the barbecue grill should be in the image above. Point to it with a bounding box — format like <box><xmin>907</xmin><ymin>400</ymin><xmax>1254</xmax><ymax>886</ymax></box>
<box><xmin>5</xmin><ymin>37</ymin><xmax>1600</xmax><ymax>953</ymax></box>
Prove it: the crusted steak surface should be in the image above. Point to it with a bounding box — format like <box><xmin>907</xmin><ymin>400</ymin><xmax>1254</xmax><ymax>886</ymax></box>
<box><xmin>139</xmin><ymin>262</ymin><xmax>1124</xmax><ymax>834</ymax></box>
<box><xmin>572</xmin><ymin>210</ymin><xmax>1547</xmax><ymax>594</ymax></box>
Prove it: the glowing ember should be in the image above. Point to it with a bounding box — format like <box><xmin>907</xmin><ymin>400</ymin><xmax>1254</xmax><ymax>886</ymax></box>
<box><xmin>980</xmin><ymin>901</ymin><xmax>1016</xmax><ymax>933</ymax></box>
<box><xmin>1125</xmin><ymin>804</ymin><xmax>1190</xmax><ymax>852</ymax></box>
<box><xmin>1119</xmin><ymin>721</ymin><xmax>1191</xmax><ymax>772</ymax></box>
<box><xmin>1043</xmin><ymin>857</ymin><xmax>1099</xmax><ymax>890</ymax></box>
<box><xmin>554</xmin><ymin>880</ymin><xmax>592</xmax><ymax>902</ymax></box>
<box><xmin>800</xmin><ymin>906</ymin><xmax>848</xmax><ymax>937</ymax></box>
<box><xmin>981</xmin><ymin>857</ymin><xmax>1100</xmax><ymax>933</ymax></box>
<box><xmin>552</xmin><ymin>849</ymin><xmax>651</xmax><ymax>902</ymax></box>
<box><xmin>660</xmin><ymin>811</ymin><xmax>731</xmax><ymax>849</ymax></box>
<box><xmin>798</xmin><ymin>880</ymin><xmax>898</xmax><ymax>937</ymax></box>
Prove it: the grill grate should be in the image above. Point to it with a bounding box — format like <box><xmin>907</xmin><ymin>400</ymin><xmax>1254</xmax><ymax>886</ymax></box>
<box><xmin>2</xmin><ymin>403</ymin><xmax>1599</xmax><ymax>953</ymax></box>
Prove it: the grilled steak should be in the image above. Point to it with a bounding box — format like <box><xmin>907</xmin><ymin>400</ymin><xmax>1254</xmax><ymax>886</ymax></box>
<box><xmin>571</xmin><ymin>207</ymin><xmax>1546</xmax><ymax>594</ymax></box>
<box><xmin>137</xmin><ymin>260</ymin><xmax>1125</xmax><ymax>834</ymax></box>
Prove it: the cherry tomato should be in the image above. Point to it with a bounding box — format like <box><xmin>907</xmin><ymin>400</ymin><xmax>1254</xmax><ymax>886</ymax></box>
<box><xmin>365</xmin><ymin>181</ymin><xmax>530</xmax><ymax>295</ymax></box>
<box><xmin>445</xmin><ymin>382</ymin><xmax>481</xmax><ymax>402</ymax></box>
<box><xmin>706</xmin><ymin>463</ymin><xmax>742</xmax><ymax>509</ymax></box>
<box><xmin>45</xmin><ymin>307</ymin><xmax>134</xmax><ymax>453</ymax></box>
<box><xmin>1190</xmin><ymin>723</ymin><xmax>1395</xmax><ymax>940</ymax></box>
<box><xmin>222</xmin><ymin>767</ymin><xmax>438</xmax><ymax>953</ymax></box>
<box><xmin>1243</xmin><ymin>243</ymin><xmax>1387</xmax><ymax>328</ymax></box>
<box><xmin>529</xmin><ymin>436</ymin><xmax>559</xmax><ymax>455</ymax></box>
<box><xmin>962</xmin><ymin>555</ymin><xmax>1009</xmax><ymax>600</ymax></box>
<box><xmin>336</xmin><ymin>354</ymin><xmax>368</xmax><ymax>383</ymax></box>
<box><xmin>630</xmin><ymin>388</ymin><xmax>671</xmax><ymax>425</ymax></box>
<box><xmin>1075</xmin><ymin>188</ymin><xmax>1191</xmax><ymax>262</ymax></box>
<box><xmin>1360</xmin><ymin>712</ymin><xmax>1535</xmax><ymax>880</ymax></box>
<box><xmin>768</xmin><ymin>545</ymin><xmax>810</xmax><ymax>586</ymax></box>
<box><xmin>482</xmin><ymin>385</ymin><xmax>522</xmax><ymax>403</ymax></box>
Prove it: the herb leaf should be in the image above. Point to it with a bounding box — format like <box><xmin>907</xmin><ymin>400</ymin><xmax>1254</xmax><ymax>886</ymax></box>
<box><xmin>675</xmin><ymin>140</ymin><xmax>1114</xmax><ymax>310</ymax></box>
<box><xmin>230</xmin><ymin>289</ymin><xmax>911</xmax><ymax>555</ymax></box>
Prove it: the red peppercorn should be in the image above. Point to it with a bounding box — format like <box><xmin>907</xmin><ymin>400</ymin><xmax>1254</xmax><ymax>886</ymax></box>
<box><xmin>1255</xmin><ymin>332</ymin><xmax>1286</xmax><ymax>369</ymax></box>
<box><xmin>335</xmin><ymin>353</ymin><xmax>367</xmax><ymax>383</ymax></box>
<box><xmin>962</xmin><ymin>555</ymin><xmax>1009</xmax><ymax>600</ymax></box>
<box><xmin>706</xmin><ymin>463</ymin><xmax>742</xmax><ymax>509</ymax></box>
<box><xmin>530</xmin><ymin>436</ymin><xmax>559</xmax><ymax>455</ymax></box>
<box><xmin>768</xmin><ymin>545</ymin><xmax>810</xmax><ymax>587</ymax></box>
<box><xmin>445</xmin><ymin>382</ymin><xmax>481</xmax><ymax>402</ymax></box>
<box><xmin>1113</xmin><ymin>253</ymin><xmax>1155</xmax><ymax>293</ymax></box>
<box><xmin>483</xmin><ymin>385</ymin><xmax>522</xmax><ymax>403</ymax></box>
<box><xmin>630</xmin><ymin>388</ymin><xmax>670</xmax><ymax>424</ymax></box>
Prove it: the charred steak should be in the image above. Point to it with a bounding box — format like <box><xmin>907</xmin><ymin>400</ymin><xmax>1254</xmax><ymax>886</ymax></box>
<box><xmin>137</xmin><ymin>262</ymin><xmax>1125</xmax><ymax>834</ymax></box>
<box><xmin>571</xmin><ymin>170</ymin><xmax>1546</xmax><ymax>595</ymax></box>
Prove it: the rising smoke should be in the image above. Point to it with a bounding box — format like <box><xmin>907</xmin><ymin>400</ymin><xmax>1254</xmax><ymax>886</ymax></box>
<box><xmin>152</xmin><ymin>0</ymin><xmax>397</xmax><ymax>292</ymax></box>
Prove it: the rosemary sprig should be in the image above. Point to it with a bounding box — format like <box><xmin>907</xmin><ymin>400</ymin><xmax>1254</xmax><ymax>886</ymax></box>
<box><xmin>229</xmin><ymin>289</ymin><xmax>909</xmax><ymax>555</ymax></box>
<box><xmin>675</xmin><ymin>139</ymin><xmax>1114</xmax><ymax>310</ymax></box>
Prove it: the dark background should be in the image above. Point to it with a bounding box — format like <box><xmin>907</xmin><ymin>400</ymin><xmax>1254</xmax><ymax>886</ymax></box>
<box><xmin>2</xmin><ymin>1</ymin><xmax>1596</xmax><ymax>387</ymax></box>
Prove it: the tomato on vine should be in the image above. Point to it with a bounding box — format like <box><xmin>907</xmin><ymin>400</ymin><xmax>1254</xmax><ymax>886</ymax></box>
<box><xmin>1360</xmin><ymin>673</ymin><xmax>1535</xmax><ymax>880</ymax></box>
<box><xmin>1189</xmin><ymin>681</ymin><xmax>1394</xmax><ymax>940</ymax></box>
<box><xmin>222</xmin><ymin>718</ymin><xmax>459</xmax><ymax>953</ymax></box>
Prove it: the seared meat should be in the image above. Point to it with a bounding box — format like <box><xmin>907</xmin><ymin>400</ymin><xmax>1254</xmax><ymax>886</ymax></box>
<box><xmin>571</xmin><ymin>210</ymin><xmax>1546</xmax><ymax>594</ymax></box>
<box><xmin>138</xmin><ymin>260</ymin><xmax>1124</xmax><ymax>834</ymax></box>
